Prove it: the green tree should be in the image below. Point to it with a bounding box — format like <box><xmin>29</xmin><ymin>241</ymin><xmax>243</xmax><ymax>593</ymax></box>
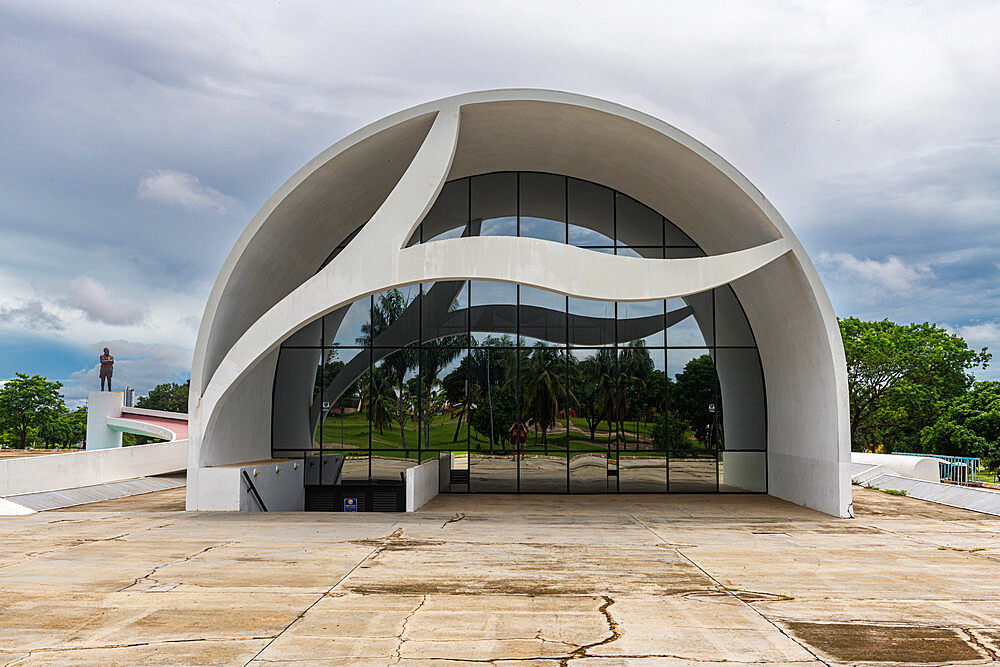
<box><xmin>361</xmin><ymin>365</ymin><xmax>396</xmax><ymax>435</ymax></box>
<box><xmin>921</xmin><ymin>381</ymin><xmax>1000</xmax><ymax>468</ymax></box>
<box><xmin>840</xmin><ymin>318</ymin><xmax>991</xmax><ymax>451</ymax></box>
<box><xmin>0</xmin><ymin>373</ymin><xmax>66</xmax><ymax>449</ymax></box>
<box><xmin>671</xmin><ymin>355</ymin><xmax>717</xmax><ymax>445</ymax></box>
<box><xmin>575</xmin><ymin>350</ymin><xmax>616</xmax><ymax>441</ymax></box>
<box><xmin>137</xmin><ymin>380</ymin><xmax>190</xmax><ymax>413</ymax></box>
<box><xmin>38</xmin><ymin>407</ymin><xmax>87</xmax><ymax>448</ymax></box>
<box><xmin>651</xmin><ymin>412</ymin><xmax>690</xmax><ymax>451</ymax></box>
<box><xmin>519</xmin><ymin>344</ymin><xmax>576</xmax><ymax>447</ymax></box>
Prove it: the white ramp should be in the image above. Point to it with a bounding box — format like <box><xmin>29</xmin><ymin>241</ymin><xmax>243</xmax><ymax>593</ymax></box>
<box><xmin>5</xmin><ymin>475</ymin><xmax>185</xmax><ymax>512</ymax></box>
<box><xmin>866</xmin><ymin>474</ymin><xmax>1000</xmax><ymax>517</ymax></box>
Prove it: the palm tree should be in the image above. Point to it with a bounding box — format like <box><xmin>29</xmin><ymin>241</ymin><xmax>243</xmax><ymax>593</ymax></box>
<box><xmin>361</xmin><ymin>365</ymin><xmax>395</xmax><ymax>436</ymax></box>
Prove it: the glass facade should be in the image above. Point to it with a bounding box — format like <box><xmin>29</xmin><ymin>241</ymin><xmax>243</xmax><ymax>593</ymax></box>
<box><xmin>274</xmin><ymin>173</ymin><xmax>767</xmax><ymax>493</ymax></box>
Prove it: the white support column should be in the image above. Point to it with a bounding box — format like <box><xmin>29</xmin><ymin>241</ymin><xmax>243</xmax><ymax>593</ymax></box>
<box><xmin>86</xmin><ymin>391</ymin><xmax>123</xmax><ymax>450</ymax></box>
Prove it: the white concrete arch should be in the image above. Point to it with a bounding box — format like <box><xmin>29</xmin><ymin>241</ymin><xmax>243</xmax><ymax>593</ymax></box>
<box><xmin>187</xmin><ymin>90</ymin><xmax>850</xmax><ymax>517</ymax></box>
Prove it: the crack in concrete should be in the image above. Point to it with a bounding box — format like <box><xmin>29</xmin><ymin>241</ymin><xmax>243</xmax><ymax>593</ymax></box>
<box><xmin>391</xmin><ymin>593</ymin><xmax>427</xmax><ymax>664</ymax></box>
<box><xmin>557</xmin><ymin>595</ymin><xmax>621</xmax><ymax>665</ymax></box>
<box><xmin>242</xmin><ymin>523</ymin><xmax>402</xmax><ymax>666</ymax></box>
<box><xmin>964</xmin><ymin>627</ymin><xmax>1000</xmax><ymax>661</ymax></box>
<box><xmin>442</xmin><ymin>512</ymin><xmax>466</xmax><ymax>528</ymax></box>
<box><xmin>117</xmin><ymin>540</ymin><xmax>236</xmax><ymax>592</ymax></box>
<box><xmin>859</xmin><ymin>520</ymin><xmax>1000</xmax><ymax>565</ymax></box>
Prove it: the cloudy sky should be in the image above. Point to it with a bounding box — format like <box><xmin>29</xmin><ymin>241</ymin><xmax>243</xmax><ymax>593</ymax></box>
<box><xmin>1</xmin><ymin>0</ymin><xmax>998</xmax><ymax>403</ymax></box>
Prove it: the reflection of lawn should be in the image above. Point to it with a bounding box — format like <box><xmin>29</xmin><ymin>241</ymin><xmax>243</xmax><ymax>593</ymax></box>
<box><xmin>317</xmin><ymin>411</ymin><xmax>711</xmax><ymax>457</ymax></box>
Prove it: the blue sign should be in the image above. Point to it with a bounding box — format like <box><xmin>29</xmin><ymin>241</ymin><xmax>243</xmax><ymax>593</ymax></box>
<box><xmin>344</xmin><ymin>497</ymin><xmax>358</xmax><ymax>512</ymax></box>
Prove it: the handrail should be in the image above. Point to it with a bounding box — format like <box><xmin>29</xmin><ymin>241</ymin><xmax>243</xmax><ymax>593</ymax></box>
<box><xmin>241</xmin><ymin>470</ymin><xmax>268</xmax><ymax>511</ymax></box>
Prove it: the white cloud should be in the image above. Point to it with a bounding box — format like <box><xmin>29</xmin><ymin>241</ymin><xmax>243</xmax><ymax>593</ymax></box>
<box><xmin>953</xmin><ymin>322</ymin><xmax>1000</xmax><ymax>351</ymax></box>
<box><xmin>817</xmin><ymin>252</ymin><xmax>933</xmax><ymax>293</ymax></box>
<box><xmin>59</xmin><ymin>276</ymin><xmax>148</xmax><ymax>326</ymax></box>
<box><xmin>137</xmin><ymin>169</ymin><xmax>238</xmax><ymax>214</ymax></box>
<box><xmin>61</xmin><ymin>339</ymin><xmax>193</xmax><ymax>403</ymax></box>
<box><xmin>0</xmin><ymin>299</ymin><xmax>64</xmax><ymax>330</ymax></box>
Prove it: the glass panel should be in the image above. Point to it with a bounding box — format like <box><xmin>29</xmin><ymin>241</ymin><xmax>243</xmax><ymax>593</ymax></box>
<box><xmin>330</xmin><ymin>297</ymin><xmax>372</xmax><ymax>348</ymax></box>
<box><xmin>339</xmin><ymin>452</ymin><xmax>371</xmax><ymax>482</ymax></box>
<box><xmin>619</xmin><ymin>348</ymin><xmax>666</xmax><ymax>492</ymax></box>
<box><xmin>617</xmin><ymin>299</ymin><xmax>665</xmax><ymax>346</ymax></box>
<box><xmin>568</xmin><ymin>178</ymin><xmax>614</xmax><ymax>246</ymax></box>
<box><xmin>669</xmin><ymin>451</ymin><xmax>718</xmax><ymax>492</ymax></box>
<box><xmin>416</xmin><ymin>177</ymin><xmax>470</xmax><ymax>245</ymax></box>
<box><xmin>519</xmin><ymin>172</ymin><xmax>566</xmax><ymax>243</ymax></box>
<box><xmin>422</xmin><ymin>281</ymin><xmax>468</xmax><ymax>345</ymax></box>
<box><xmin>419</xmin><ymin>347</ymin><xmax>467</xmax><ymax>451</ymax></box>
<box><xmin>271</xmin><ymin>347</ymin><xmax>322</xmax><ymax>456</ymax></box>
<box><xmin>569</xmin><ymin>348</ymin><xmax>615</xmax><ymax>492</ymax></box>
<box><xmin>371</xmin><ymin>451</ymin><xmax>417</xmax><ymax>481</ymax></box>
<box><xmin>366</xmin><ymin>346</ymin><xmax>419</xmax><ymax>453</ymax></box>
<box><xmin>568</xmin><ymin>297</ymin><xmax>616</xmax><ymax>347</ymax></box>
<box><xmin>666</xmin><ymin>292</ymin><xmax>713</xmax><ymax>347</ymax></box>
<box><xmin>714</xmin><ymin>285</ymin><xmax>755</xmax><ymax>347</ymax></box>
<box><xmin>715</xmin><ymin>347</ymin><xmax>766</xmax><ymax>451</ymax></box>
<box><xmin>668</xmin><ymin>348</ymin><xmax>719</xmax><ymax>450</ymax></box>
<box><xmin>368</xmin><ymin>286</ymin><xmax>420</xmax><ymax>349</ymax></box>
<box><xmin>469</xmin><ymin>280</ymin><xmax>517</xmax><ymax>342</ymax></box>
<box><xmin>720</xmin><ymin>450</ymin><xmax>766</xmax><ymax>492</ymax></box>
<box><xmin>664</xmin><ymin>247</ymin><xmax>705</xmax><ymax>259</ymax></box>
<box><xmin>471</xmin><ymin>172</ymin><xmax>517</xmax><ymax>237</ymax></box>
<box><xmin>616</xmin><ymin>193</ymin><xmax>662</xmax><ymax>248</ymax></box>
<box><xmin>318</xmin><ymin>347</ymin><xmax>367</xmax><ymax>452</ymax></box>
<box><xmin>519</xmin><ymin>286</ymin><xmax>566</xmax><ymax>345</ymax></box>
<box><xmin>664</xmin><ymin>218</ymin><xmax>698</xmax><ymax>247</ymax></box>
<box><xmin>617</xmin><ymin>246</ymin><xmax>663</xmax><ymax>259</ymax></box>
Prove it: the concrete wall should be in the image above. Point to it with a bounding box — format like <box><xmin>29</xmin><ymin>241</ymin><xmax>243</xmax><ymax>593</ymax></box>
<box><xmin>405</xmin><ymin>458</ymin><xmax>440</xmax><ymax>511</ymax></box>
<box><xmin>196</xmin><ymin>460</ymin><xmax>304</xmax><ymax>512</ymax></box>
<box><xmin>0</xmin><ymin>440</ymin><xmax>187</xmax><ymax>497</ymax></box>
<box><xmin>722</xmin><ymin>451</ymin><xmax>767</xmax><ymax>492</ymax></box>
<box><xmin>852</xmin><ymin>453</ymin><xmax>941</xmax><ymax>483</ymax></box>
<box><xmin>86</xmin><ymin>391</ymin><xmax>123</xmax><ymax>450</ymax></box>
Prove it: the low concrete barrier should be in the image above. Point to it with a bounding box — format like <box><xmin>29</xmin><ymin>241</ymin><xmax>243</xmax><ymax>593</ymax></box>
<box><xmin>0</xmin><ymin>440</ymin><xmax>187</xmax><ymax>497</ymax></box>
<box><xmin>404</xmin><ymin>458</ymin><xmax>439</xmax><ymax>511</ymax></box>
<box><xmin>851</xmin><ymin>452</ymin><xmax>942</xmax><ymax>483</ymax></box>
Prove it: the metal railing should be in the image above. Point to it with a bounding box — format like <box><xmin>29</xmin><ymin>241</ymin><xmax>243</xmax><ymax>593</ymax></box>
<box><xmin>892</xmin><ymin>452</ymin><xmax>981</xmax><ymax>486</ymax></box>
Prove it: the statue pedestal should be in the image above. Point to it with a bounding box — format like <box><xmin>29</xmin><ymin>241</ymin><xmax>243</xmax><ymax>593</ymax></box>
<box><xmin>86</xmin><ymin>391</ymin><xmax>123</xmax><ymax>450</ymax></box>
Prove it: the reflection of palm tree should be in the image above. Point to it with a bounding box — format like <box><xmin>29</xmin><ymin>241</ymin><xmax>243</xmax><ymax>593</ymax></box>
<box><xmin>358</xmin><ymin>290</ymin><xmax>416</xmax><ymax>448</ymax></box>
<box><xmin>520</xmin><ymin>344</ymin><xmax>574</xmax><ymax>449</ymax></box>
<box><xmin>362</xmin><ymin>366</ymin><xmax>395</xmax><ymax>435</ymax></box>
<box><xmin>618</xmin><ymin>341</ymin><xmax>652</xmax><ymax>449</ymax></box>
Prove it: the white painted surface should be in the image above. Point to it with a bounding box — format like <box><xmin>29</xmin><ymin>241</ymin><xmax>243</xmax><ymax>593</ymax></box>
<box><xmin>722</xmin><ymin>451</ymin><xmax>766</xmax><ymax>492</ymax></box>
<box><xmin>195</xmin><ymin>460</ymin><xmax>303</xmax><ymax>511</ymax></box>
<box><xmin>0</xmin><ymin>440</ymin><xmax>187</xmax><ymax>497</ymax></box>
<box><xmin>0</xmin><ymin>497</ymin><xmax>35</xmax><ymax>516</ymax></box>
<box><xmin>187</xmin><ymin>90</ymin><xmax>851</xmax><ymax>517</ymax></box>
<box><xmin>7</xmin><ymin>475</ymin><xmax>185</xmax><ymax>512</ymax></box>
<box><xmin>866</xmin><ymin>474</ymin><xmax>1000</xmax><ymax>517</ymax></box>
<box><xmin>405</xmin><ymin>458</ymin><xmax>440</xmax><ymax>512</ymax></box>
<box><xmin>86</xmin><ymin>391</ymin><xmax>123</xmax><ymax>450</ymax></box>
<box><xmin>106</xmin><ymin>417</ymin><xmax>175</xmax><ymax>441</ymax></box>
<box><xmin>852</xmin><ymin>453</ymin><xmax>941</xmax><ymax>483</ymax></box>
<box><xmin>122</xmin><ymin>406</ymin><xmax>190</xmax><ymax>420</ymax></box>
<box><xmin>439</xmin><ymin>452</ymin><xmax>451</xmax><ymax>492</ymax></box>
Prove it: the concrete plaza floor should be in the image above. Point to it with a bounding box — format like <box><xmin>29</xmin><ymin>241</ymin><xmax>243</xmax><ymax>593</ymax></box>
<box><xmin>1</xmin><ymin>488</ymin><xmax>1000</xmax><ymax>665</ymax></box>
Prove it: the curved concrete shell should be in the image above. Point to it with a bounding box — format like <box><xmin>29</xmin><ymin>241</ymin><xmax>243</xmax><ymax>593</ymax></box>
<box><xmin>187</xmin><ymin>89</ymin><xmax>851</xmax><ymax>517</ymax></box>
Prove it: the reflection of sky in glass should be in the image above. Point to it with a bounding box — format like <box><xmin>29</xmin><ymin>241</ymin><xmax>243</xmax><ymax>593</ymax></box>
<box><xmin>569</xmin><ymin>224</ymin><xmax>613</xmax><ymax>246</ymax></box>
<box><xmin>331</xmin><ymin>298</ymin><xmax>370</xmax><ymax>346</ymax></box>
<box><xmin>425</xmin><ymin>226</ymin><xmax>464</xmax><ymax>243</ymax></box>
<box><xmin>470</xmin><ymin>280</ymin><xmax>515</xmax><ymax>306</ymax></box>
<box><xmin>480</xmin><ymin>216</ymin><xmax>516</xmax><ymax>236</ymax></box>
<box><xmin>668</xmin><ymin>348</ymin><xmax>712</xmax><ymax>380</ymax></box>
<box><xmin>519</xmin><ymin>216</ymin><xmax>565</xmax><ymax>243</ymax></box>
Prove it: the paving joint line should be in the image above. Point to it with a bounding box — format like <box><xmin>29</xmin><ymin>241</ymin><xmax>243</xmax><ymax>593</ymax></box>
<box><xmin>243</xmin><ymin>523</ymin><xmax>402</xmax><ymax>665</ymax></box>
<box><xmin>629</xmin><ymin>513</ymin><xmax>832</xmax><ymax>666</ymax></box>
